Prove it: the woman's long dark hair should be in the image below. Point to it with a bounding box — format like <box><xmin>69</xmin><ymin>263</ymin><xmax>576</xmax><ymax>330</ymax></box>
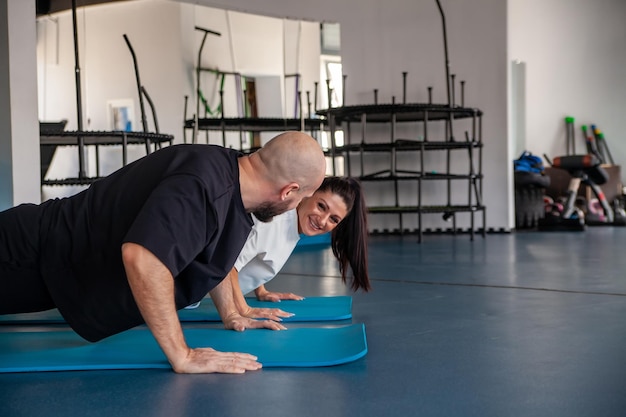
<box><xmin>317</xmin><ymin>176</ymin><xmax>370</xmax><ymax>292</ymax></box>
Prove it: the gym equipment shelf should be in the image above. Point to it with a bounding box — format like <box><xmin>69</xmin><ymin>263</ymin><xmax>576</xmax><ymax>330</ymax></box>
<box><xmin>184</xmin><ymin>117</ymin><xmax>322</xmax><ymax>133</ymax></box>
<box><xmin>40</xmin><ymin>130</ymin><xmax>174</xmax><ymax>186</ymax></box>
<box><xmin>320</xmin><ymin>102</ymin><xmax>486</xmax><ymax>242</ymax></box>
<box><xmin>183</xmin><ymin>116</ymin><xmax>323</xmax><ymax>150</ymax></box>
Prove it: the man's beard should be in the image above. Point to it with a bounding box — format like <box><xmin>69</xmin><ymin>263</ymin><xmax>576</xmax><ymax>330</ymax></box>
<box><xmin>253</xmin><ymin>200</ymin><xmax>290</xmax><ymax>223</ymax></box>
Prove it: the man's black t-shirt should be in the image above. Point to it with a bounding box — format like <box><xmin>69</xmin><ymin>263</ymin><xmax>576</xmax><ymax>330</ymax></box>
<box><xmin>38</xmin><ymin>144</ymin><xmax>253</xmax><ymax>342</ymax></box>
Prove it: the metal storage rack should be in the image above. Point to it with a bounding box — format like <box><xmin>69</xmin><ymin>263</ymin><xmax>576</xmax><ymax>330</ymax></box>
<box><xmin>322</xmin><ymin>102</ymin><xmax>485</xmax><ymax>242</ymax></box>
<box><xmin>182</xmin><ymin>113</ymin><xmax>323</xmax><ymax>151</ymax></box>
<box><xmin>40</xmin><ymin>130</ymin><xmax>174</xmax><ymax>186</ymax></box>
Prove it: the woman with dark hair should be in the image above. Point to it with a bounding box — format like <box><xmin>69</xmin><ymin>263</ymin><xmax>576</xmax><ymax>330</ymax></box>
<box><xmin>191</xmin><ymin>176</ymin><xmax>370</xmax><ymax>324</ymax></box>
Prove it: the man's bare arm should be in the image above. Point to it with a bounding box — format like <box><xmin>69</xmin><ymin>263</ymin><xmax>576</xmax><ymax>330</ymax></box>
<box><xmin>121</xmin><ymin>242</ymin><xmax>262</xmax><ymax>374</ymax></box>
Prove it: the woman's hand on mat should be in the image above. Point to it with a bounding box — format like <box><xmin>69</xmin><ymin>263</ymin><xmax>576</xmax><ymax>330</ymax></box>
<box><xmin>173</xmin><ymin>348</ymin><xmax>262</xmax><ymax>374</ymax></box>
<box><xmin>255</xmin><ymin>290</ymin><xmax>305</xmax><ymax>302</ymax></box>
<box><xmin>223</xmin><ymin>311</ymin><xmax>287</xmax><ymax>331</ymax></box>
<box><xmin>242</xmin><ymin>307</ymin><xmax>294</xmax><ymax>321</ymax></box>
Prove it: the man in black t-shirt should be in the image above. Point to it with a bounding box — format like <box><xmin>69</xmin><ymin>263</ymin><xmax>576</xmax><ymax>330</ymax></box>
<box><xmin>0</xmin><ymin>131</ymin><xmax>326</xmax><ymax>374</ymax></box>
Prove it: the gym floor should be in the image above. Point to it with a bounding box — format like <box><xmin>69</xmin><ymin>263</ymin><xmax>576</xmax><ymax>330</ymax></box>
<box><xmin>1</xmin><ymin>227</ymin><xmax>626</xmax><ymax>417</ymax></box>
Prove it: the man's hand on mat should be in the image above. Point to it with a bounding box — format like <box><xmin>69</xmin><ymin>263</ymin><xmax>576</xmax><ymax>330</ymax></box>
<box><xmin>242</xmin><ymin>307</ymin><xmax>294</xmax><ymax>321</ymax></box>
<box><xmin>223</xmin><ymin>311</ymin><xmax>287</xmax><ymax>331</ymax></box>
<box><xmin>255</xmin><ymin>290</ymin><xmax>305</xmax><ymax>302</ymax></box>
<box><xmin>174</xmin><ymin>348</ymin><xmax>262</xmax><ymax>374</ymax></box>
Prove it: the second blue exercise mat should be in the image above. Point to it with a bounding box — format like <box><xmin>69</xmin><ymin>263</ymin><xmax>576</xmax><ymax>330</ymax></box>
<box><xmin>180</xmin><ymin>296</ymin><xmax>352</xmax><ymax>322</ymax></box>
<box><xmin>0</xmin><ymin>324</ymin><xmax>367</xmax><ymax>373</ymax></box>
<box><xmin>0</xmin><ymin>296</ymin><xmax>352</xmax><ymax>324</ymax></box>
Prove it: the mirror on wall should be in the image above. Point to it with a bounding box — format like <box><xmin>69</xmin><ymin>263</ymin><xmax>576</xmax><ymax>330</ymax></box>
<box><xmin>35</xmin><ymin>1</ymin><xmax>341</xmax><ymax>198</ymax></box>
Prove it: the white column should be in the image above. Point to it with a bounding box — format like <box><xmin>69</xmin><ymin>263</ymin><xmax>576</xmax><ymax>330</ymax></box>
<box><xmin>0</xmin><ymin>0</ymin><xmax>40</xmax><ymax>210</ymax></box>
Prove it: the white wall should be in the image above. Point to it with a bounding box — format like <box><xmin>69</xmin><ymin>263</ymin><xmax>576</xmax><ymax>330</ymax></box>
<box><xmin>509</xmin><ymin>0</ymin><xmax>626</xmax><ymax>182</ymax></box>
<box><xmin>0</xmin><ymin>0</ymin><xmax>40</xmax><ymax>210</ymax></box>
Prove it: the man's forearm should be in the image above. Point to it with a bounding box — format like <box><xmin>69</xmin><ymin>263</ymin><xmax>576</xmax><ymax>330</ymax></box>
<box><xmin>121</xmin><ymin>242</ymin><xmax>189</xmax><ymax>371</ymax></box>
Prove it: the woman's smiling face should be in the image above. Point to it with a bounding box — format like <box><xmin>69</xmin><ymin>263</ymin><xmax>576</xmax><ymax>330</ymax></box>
<box><xmin>297</xmin><ymin>190</ymin><xmax>349</xmax><ymax>236</ymax></box>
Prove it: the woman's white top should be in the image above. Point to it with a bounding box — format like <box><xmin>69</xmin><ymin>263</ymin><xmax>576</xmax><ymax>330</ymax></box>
<box><xmin>234</xmin><ymin>209</ymin><xmax>301</xmax><ymax>295</ymax></box>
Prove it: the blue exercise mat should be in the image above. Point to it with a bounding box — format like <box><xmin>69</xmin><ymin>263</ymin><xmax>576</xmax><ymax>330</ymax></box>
<box><xmin>0</xmin><ymin>324</ymin><xmax>367</xmax><ymax>373</ymax></box>
<box><xmin>0</xmin><ymin>296</ymin><xmax>352</xmax><ymax>325</ymax></box>
<box><xmin>180</xmin><ymin>296</ymin><xmax>352</xmax><ymax>322</ymax></box>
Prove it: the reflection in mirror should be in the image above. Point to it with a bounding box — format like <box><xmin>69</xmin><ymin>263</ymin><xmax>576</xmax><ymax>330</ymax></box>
<box><xmin>320</xmin><ymin>22</ymin><xmax>343</xmax><ymax>109</ymax></box>
<box><xmin>35</xmin><ymin>1</ymin><xmax>341</xmax><ymax>198</ymax></box>
<box><xmin>189</xmin><ymin>6</ymin><xmax>341</xmax><ymax>149</ymax></box>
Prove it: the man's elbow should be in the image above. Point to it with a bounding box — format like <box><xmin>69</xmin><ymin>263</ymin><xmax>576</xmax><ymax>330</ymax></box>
<box><xmin>121</xmin><ymin>242</ymin><xmax>171</xmax><ymax>280</ymax></box>
<box><xmin>121</xmin><ymin>242</ymin><xmax>144</xmax><ymax>267</ymax></box>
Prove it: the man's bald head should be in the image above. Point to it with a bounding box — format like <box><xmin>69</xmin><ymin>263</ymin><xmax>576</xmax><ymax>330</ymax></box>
<box><xmin>256</xmin><ymin>131</ymin><xmax>326</xmax><ymax>195</ymax></box>
<box><xmin>242</xmin><ymin>131</ymin><xmax>325</xmax><ymax>221</ymax></box>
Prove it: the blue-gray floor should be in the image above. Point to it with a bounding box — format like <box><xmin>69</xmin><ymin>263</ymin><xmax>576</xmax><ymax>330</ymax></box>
<box><xmin>2</xmin><ymin>228</ymin><xmax>626</xmax><ymax>417</ymax></box>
